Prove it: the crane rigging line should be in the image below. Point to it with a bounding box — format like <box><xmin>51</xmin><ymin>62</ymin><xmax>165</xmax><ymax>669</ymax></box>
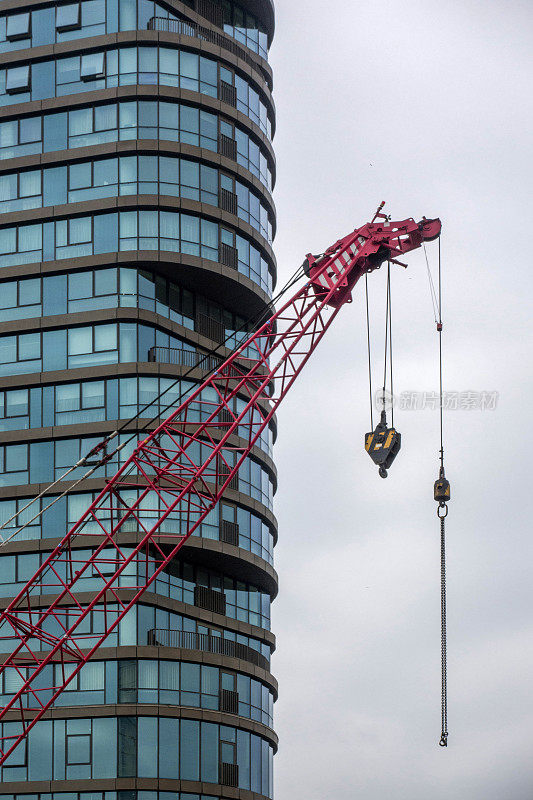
<box><xmin>364</xmin><ymin>273</ymin><xmax>374</xmax><ymax>429</ymax></box>
<box><xmin>380</xmin><ymin>261</ymin><xmax>393</xmax><ymax>426</ymax></box>
<box><xmin>438</xmin><ymin>236</ymin><xmax>444</xmax><ymax>468</ymax></box>
<box><xmin>388</xmin><ymin>264</ymin><xmax>394</xmax><ymax>429</ymax></box>
<box><xmin>434</xmin><ymin>235</ymin><xmax>449</xmax><ymax>748</ymax></box>
<box><xmin>0</xmin><ymin>262</ymin><xmax>306</xmax><ymax>546</ymax></box>
<box><xmin>424</xmin><ymin>242</ymin><xmax>440</xmax><ymax>325</ymax></box>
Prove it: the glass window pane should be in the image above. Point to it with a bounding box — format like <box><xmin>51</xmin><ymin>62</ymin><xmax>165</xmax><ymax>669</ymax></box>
<box><xmin>180</xmin><ymin>160</ymin><xmax>198</xmax><ymax>189</ymax></box>
<box><xmin>81</xmin><ymin>52</ymin><xmax>105</xmax><ymax>80</ymax></box>
<box><xmin>5</xmin><ymin>389</ymin><xmax>28</xmax><ymax>417</ymax></box>
<box><xmin>19</xmin><ymin>332</ymin><xmax>40</xmax><ymax>360</ymax></box>
<box><xmin>69</xmin><ymin>163</ymin><xmax>92</xmax><ymax>190</ymax></box>
<box><xmin>68</xmin><ymin>327</ymin><xmax>92</xmax><ymax>355</ymax></box>
<box><xmin>0</xmin><ymin>174</ymin><xmax>17</xmax><ymax>201</ymax></box>
<box><xmin>69</xmin><ymin>108</ymin><xmax>92</xmax><ymax>136</ymax></box>
<box><xmin>0</xmin><ymin>228</ymin><xmax>16</xmax><ymax>255</ymax></box>
<box><xmin>6</xmin><ymin>65</ymin><xmax>30</xmax><ymax>93</ymax></box>
<box><xmin>94</xmin><ymin>268</ymin><xmax>117</xmax><ymax>295</ymax></box>
<box><xmin>0</xmin><ymin>281</ymin><xmax>16</xmax><ymax>309</ymax></box>
<box><xmin>0</xmin><ymin>120</ymin><xmax>17</xmax><ymax>148</ymax></box>
<box><xmin>94</xmin><ymin>324</ymin><xmax>117</xmax><ymax>351</ymax></box>
<box><xmin>69</xmin><ymin>217</ymin><xmax>91</xmax><ymax>244</ymax></box>
<box><xmin>19</xmin><ymin>170</ymin><xmax>41</xmax><ymax>198</ymax></box>
<box><xmin>95</xmin><ymin>103</ymin><xmax>117</xmax><ymax>131</ymax></box>
<box><xmin>5</xmin><ymin>444</ymin><xmax>27</xmax><ymax>472</ymax></box>
<box><xmin>6</xmin><ymin>13</ymin><xmax>30</xmax><ymax>39</ymax></box>
<box><xmin>181</xmin><ymin>214</ymin><xmax>199</xmax><ymax>243</ymax></box>
<box><xmin>67</xmin><ymin>734</ymin><xmax>91</xmax><ymax>764</ymax></box>
<box><xmin>57</xmin><ymin>3</ymin><xmax>81</xmax><ymax>30</ymax></box>
<box><xmin>82</xmin><ymin>381</ymin><xmax>104</xmax><ymax>408</ymax></box>
<box><xmin>56</xmin><ymin>383</ymin><xmax>80</xmax><ymax>412</ymax></box>
<box><xmin>94</xmin><ymin>158</ymin><xmax>118</xmax><ymax>186</ymax></box>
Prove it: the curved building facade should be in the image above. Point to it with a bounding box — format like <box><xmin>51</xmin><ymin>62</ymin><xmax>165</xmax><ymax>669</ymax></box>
<box><xmin>0</xmin><ymin>0</ymin><xmax>277</xmax><ymax>798</ymax></box>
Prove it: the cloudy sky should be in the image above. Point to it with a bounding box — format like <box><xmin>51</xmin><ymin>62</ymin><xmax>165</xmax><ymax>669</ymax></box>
<box><xmin>268</xmin><ymin>1</ymin><xmax>533</xmax><ymax>797</ymax></box>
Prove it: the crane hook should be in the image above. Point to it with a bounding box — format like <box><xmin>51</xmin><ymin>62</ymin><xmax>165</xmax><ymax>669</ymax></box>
<box><xmin>365</xmin><ymin>410</ymin><xmax>401</xmax><ymax>478</ymax></box>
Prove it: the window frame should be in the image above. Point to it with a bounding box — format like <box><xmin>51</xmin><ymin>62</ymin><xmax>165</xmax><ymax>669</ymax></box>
<box><xmin>56</xmin><ymin>2</ymin><xmax>82</xmax><ymax>33</ymax></box>
<box><xmin>80</xmin><ymin>51</ymin><xmax>106</xmax><ymax>82</ymax></box>
<box><xmin>5</xmin><ymin>64</ymin><xmax>30</xmax><ymax>95</ymax></box>
<box><xmin>6</xmin><ymin>12</ymin><xmax>31</xmax><ymax>42</ymax></box>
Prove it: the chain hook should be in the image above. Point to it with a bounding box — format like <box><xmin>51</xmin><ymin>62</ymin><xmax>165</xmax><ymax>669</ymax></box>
<box><xmin>439</xmin><ymin>734</ymin><xmax>448</xmax><ymax>747</ymax></box>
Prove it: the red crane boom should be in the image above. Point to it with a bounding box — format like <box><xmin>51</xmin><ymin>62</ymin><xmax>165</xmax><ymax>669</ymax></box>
<box><xmin>0</xmin><ymin>212</ymin><xmax>441</xmax><ymax>763</ymax></box>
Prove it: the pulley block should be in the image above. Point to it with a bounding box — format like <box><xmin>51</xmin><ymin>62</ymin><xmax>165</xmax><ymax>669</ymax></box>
<box><xmin>365</xmin><ymin>410</ymin><xmax>401</xmax><ymax>478</ymax></box>
<box><xmin>434</xmin><ymin>468</ymin><xmax>451</xmax><ymax>503</ymax></box>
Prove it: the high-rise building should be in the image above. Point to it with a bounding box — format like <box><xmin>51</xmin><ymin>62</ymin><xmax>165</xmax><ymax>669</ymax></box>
<box><xmin>0</xmin><ymin>0</ymin><xmax>277</xmax><ymax>797</ymax></box>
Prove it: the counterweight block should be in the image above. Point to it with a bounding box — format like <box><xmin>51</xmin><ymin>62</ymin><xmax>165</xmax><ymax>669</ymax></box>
<box><xmin>365</xmin><ymin>411</ymin><xmax>401</xmax><ymax>478</ymax></box>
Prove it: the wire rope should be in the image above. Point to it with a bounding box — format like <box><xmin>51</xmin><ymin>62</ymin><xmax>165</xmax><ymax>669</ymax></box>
<box><xmin>364</xmin><ymin>274</ymin><xmax>374</xmax><ymax>429</ymax></box>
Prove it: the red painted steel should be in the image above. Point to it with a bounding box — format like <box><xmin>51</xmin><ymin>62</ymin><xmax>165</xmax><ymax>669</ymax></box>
<box><xmin>0</xmin><ymin>213</ymin><xmax>441</xmax><ymax>762</ymax></box>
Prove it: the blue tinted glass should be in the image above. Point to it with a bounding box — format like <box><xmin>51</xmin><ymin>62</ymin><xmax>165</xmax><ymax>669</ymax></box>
<box><xmin>28</xmin><ymin>720</ymin><xmax>53</xmax><ymax>781</ymax></box>
<box><xmin>180</xmin><ymin>720</ymin><xmax>199</xmax><ymax>780</ymax></box>
<box><xmin>201</xmin><ymin>722</ymin><xmax>218</xmax><ymax>782</ymax></box>
<box><xmin>92</xmin><ymin>717</ymin><xmax>116</xmax><ymax>778</ymax></box>
<box><xmin>43</xmin><ymin>275</ymin><xmax>67</xmax><ymax>316</ymax></box>
<box><xmin>158</xmin><ymin>718</ymin><xmax>178</xmax><ymax>779</ymax></box>
<box><xmin>44</xmin><ymin>112</ymin><xmax>67</xmax><ymax>151</ymax></box>
<box><xmin>32</xmin><ymin>62</ymin><xmax>55</xmax><ymax>101</ymax></box>
<box><xmin>56</xmin><ymin>3</ymin><xmax>81</xmax><ymax>31</ymax></box>
<box><xmin>137</xmin><ymin>717</ymin><xmax>157</xmax><ymax>777</ymax></box>
<box><xmin>6</xmin><ymin>65</ymin><xmax>30</xmax><ymax>92</ymax></box>
<box><xmin>6</xmin><ymin>13</ymin><xmax>30</xmax><ymax>39</ymax></box>
<box><xmin>94</xmin><ymin>213</ymin><xmax>118</xmax><ymax>254</ymax></box>
<box><xmin>81</xmin><ymin>52</ymin><xmax>105</xmax><ymax>79</ymax></box>
<box><xmin>29</xmin><ymin>441</ymin><xmax>53</xmax><ymax>483</ymax></box>
<box><xmin>43</xmin><ymin>166</ymin><xmax>67</xmax><ymax>206</ymax></box>
<box><xmin>5</xmin><ymin>443</ymin><xmax>26</xmax><ymax>471</ymax></box>
<box><xmin>42</xmin><ymin>329</ymin><xmax>67</xmax><ymax>371</ymax></box>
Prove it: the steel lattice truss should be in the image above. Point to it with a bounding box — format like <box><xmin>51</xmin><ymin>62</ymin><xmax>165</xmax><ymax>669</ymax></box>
<box><xmin>0</xmin><ymin>213</ymin><xmax>441</xmax><ymax>763</ymax></box>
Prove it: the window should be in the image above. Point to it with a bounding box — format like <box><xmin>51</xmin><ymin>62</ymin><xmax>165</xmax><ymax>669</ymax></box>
<box><xmin>55</xmin><ymin>380</ymin><xmax>105</xmax><ymax>424</ymax></box>
<box><xmin>6</xmin><ymin>13</ymin><xmax>30</xmax><ymax>41</ymax></box>
<box><xmin>1</xmin><ymin>665</ymin><xmax>26</xmax><ymax>695</ymax></box>
<box><xmin>6</xmin><ymin>65</ymin><xmax>30</xmax><ymax>94</ymax></box>
<box><xmin>0</xmin><ymin>389</ymin><xmax>29</xmax><ymax>429</ymax></box>
<box><xmin>56</xmin><ymin>3</ymin><xmax>81</xmax><ymax>32</ymax></box>
<box><xmin>80</xmin><ymin>52</ymin><xmax>105</xmax><ymax>81</ymax></box>
<box><xmin>66</xmin><ymin>718</ymin><xmax>92</xmax><ymax>779</ymax></box>
<box><xmin>56</xmin><ymin>217</ymin><xmax>91</xmax><ymax>248</ymax></box>
<box><xmin>67</xmin><ymin>323</ymin><xmax>117</xmax><ymax>368</ymax></box>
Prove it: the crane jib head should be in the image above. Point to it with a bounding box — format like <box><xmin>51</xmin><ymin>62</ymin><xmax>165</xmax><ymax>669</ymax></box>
<box><xmin>303</xmin><ymin>215</ymin><xmax>441</xmax><ymax>308</ymax></box>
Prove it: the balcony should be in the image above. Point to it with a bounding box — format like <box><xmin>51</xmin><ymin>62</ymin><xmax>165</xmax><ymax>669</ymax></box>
<box><xmin>147</xmin><ymin>628</ymin><xmax>269</xmax><ymax>670</ymax></box>
<box><xmin>148</xmin><ymin>345</ymin><xmax>221</xmax><ymax>372</ymax></box>
<box><xmin>147</xmin><ymin>16</ymin><xmax>271</xmax><ymax>88</ymax></box>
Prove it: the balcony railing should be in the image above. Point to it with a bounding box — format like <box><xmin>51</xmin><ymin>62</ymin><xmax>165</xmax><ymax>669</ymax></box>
<box><xmin>147</xmin><ymin>628</ymin><xmax>269</xmax><ymax>670</ymax></box>
<box><xmin>147</xmin><ymin>16</ymin><xmax>271</xmax><ymax>88</ymax></box>
<box><xmin>195</xmin><ymin>311</ymin><xmax>225</xmax><ymax>343</ymax></box>
<box><xmin>148</xmin><ymin>346</ymin><xmax>221</xmax><ymax>372</ymax></box>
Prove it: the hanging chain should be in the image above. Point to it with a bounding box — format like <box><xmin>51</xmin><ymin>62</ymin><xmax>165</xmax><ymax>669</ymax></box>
<box><xmin>438</xmin><ymin>506</ymin><xmax>448</xmax><ymax>746</ymax></box>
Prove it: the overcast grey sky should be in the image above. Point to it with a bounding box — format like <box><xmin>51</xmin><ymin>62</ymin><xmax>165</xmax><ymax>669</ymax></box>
<box><xmin>268</xmin><ymin>1</ymin><xmax>533</xmax><ymax>797</ymax></box>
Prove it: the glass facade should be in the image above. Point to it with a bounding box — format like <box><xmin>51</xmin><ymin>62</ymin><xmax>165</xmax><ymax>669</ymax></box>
<box><xmin>0</xmin><ymin>0</ymin><xmax>276</xmax><ymax>796</ymax></box>
<box><xmin>0</xmin><ymin>154</ymin><xmax>273</xmax><ymax>242</ymax></box>
<box><xmin>0</xmin><ymin>100</ymin><xmax>274</xmax><ymax>191</ymax></box>
<box><xmin>0</xmin><ymin>45</ymin><xmax>273</xmax><ymax>138</ymax></box>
